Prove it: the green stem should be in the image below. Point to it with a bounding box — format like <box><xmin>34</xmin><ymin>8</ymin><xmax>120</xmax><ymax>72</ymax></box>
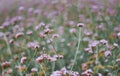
<box><xmin>95</xmin><ymin>45</ymin><xmax>99</xmax><ymax>73</ymax></box>
<box><xmin>26</xmin><ymin>50</ymin><xmax>37</xmax><ymax>71</ymax></box>
<box><xmin>3</xmin><ymin>33</ymin><xmax>12</xmax><ymax>55</ymax></box>
<box><xmin>52</xmin><ymin>62</ymin><xmax>55</xmax><ymax>72</ymax></box>
<box><xmin>39</xmin><ymin>64</ymin><xmax>46</xmax><ymax>76</ymax></box>
<box><xmin>71</xmin><ymin>28</ymin><xmax>82</xmax><ymax>70</ymax></box>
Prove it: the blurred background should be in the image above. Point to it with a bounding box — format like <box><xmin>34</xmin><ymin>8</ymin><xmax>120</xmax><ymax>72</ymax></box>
<box><xmin>0</xmin><ymin>0</ymin><xmax>120</xmax><ymax>75</ymax></box>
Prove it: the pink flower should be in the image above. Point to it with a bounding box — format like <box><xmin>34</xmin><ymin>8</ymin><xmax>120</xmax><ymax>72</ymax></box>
<box><xmin>27</xmin><ymin>41</ymin><xmax>40</xmax><ymax>49</ymax></box>
<box><xmin>15</xmin><ymin>32</ymin><xmax>24</xmax><ymax>38</ymax></box>
<box><xmin>36</xmin><ymin>56</ymin><xmax>44</xmax><ymax>63</ymax></box>
<box><xmin>117</xmin><ymin>32</ymin><xmax>120</xmax><ymax>37</ymax></box>
<box><xmin>7</xmin><ymin>68</ymin><xmax>13</xmax><ymax>74</ymax></box>
<box><xmin>49</xmin><ymin>57</ymin><xmax>57</xmax><ymax>62</ymax></box>
<box><xmin>21</xmin><ymin>57</ymin><xmax>27</xmax><ymax>64</ymax></box>
<box><xmin>113</xmin><ymin>43</ymin><xmax>118</xmax><ymax>48</ymax></box>
<box><xmin>77</xmin><ymin>23</ymin><xmax>85</xmax><ymax>27</ymax></box>
<box><xmin>28</xmin><ymin>8</ymin><xmax>34</xmax><ymax>14</ymax></box>
<box><xmin>31</xmin><ymin>68</ymin><xmax>38</xmax><ymax>72</ymax></box>
<box><xmin>0</xmin><ymin>26</ymin><xmax>4</xmax><ymax>29</ymax></box>
<box><xmin>54</xmin><ymin>54</ymin><xmax>64</xmax><ymax>59</ymax></box>
<box><xmin>44</xmin><ymin>28</ymin><xmax>52</xmax><ymax>34</ymax></box>
<box><xmin>2</xmin><ymin>71</ymin><xmax>7</xmax><ymax>76</ymax></box>
<box><xmin>35</xmin><ymin>22</ymin><xmax>45</xmax><ymax>30</ymax></box>
<box><xmin>26</xmin><ymin>30</ymin><xmax>33</xmax><ymax>35</ymax></box>
<box><xmin>50</xmin><ymin>71</ymin><xmax>61</xmax><ymax>76</ymax></box>
<box><xmin>50</xmin><ymin>67</ymin><xmax>79</xmax><ymax>76</ymax></box>
<box><xmin>2</xmin><ymin>21</ymin><xmax>10</xmax><ymax>27</ymax></box>
<box><xmin>34</xmin><ymin>9</ymin><xmax>41</xmax><ymax>15</ymax></box>
<box><xmin>105</xmin><ymin>50</ymin><xmax>112</xmax><ymax>57</ymax></box>
<box><xmin>116</xmin><ymin>58</ymin><xmax>120</xmax><ymax>62</ymax></box>
<box><xmin>108</xmin><ymin>73</ymin><xmax>112</xmax><ymax>76</ymax></box>
<box><xmin>18</xmin><ymin>6</ymin><xmax>25</xmax><ymax>12</ymax></box>
<box><xmin>82</xmin><ymin>69</ymin><xmax>93</xmax><ymax>76</ymax></box>
<box><xmin>52</xmin><ymin>34</ymin><xmax>59</xmax><ymax>39</ymax></box>
<box><xmin>98</xmin><ymin>73</ymin><xmax>102</xmax><ymax>76</ymax></box>
<box><xmin>100</xmin><ymin>39</ymin><xmax>108</xmax><ymax>45</ymax></box>
<box><xmin>69</xmin><ymin>28</ymin><xmax>76</xmax><ymax>34</ymax></box>
<box><xmin>82</xmin><ymin>63</ymin><xmax>87</xmax><ymax>70</ymax></box>
<box><xmin>60</xmin><ymin>67</ymin><xmax>67</xmax><ymax>75</ymax></box>
<box><xmin>1</xmin><ymin>61</ymin><xmax>11</xmax><ymax>68</ymax></box>
<box><xmin>39</xmin><ymin>32</ymin><xmax>46</xmax><ymax>38</ymax></box>
<box><xmin>89</xmin><ymin>41</ymin><xmax>99</xmax><ymax>48</ymax></box>
<box><xmin>84</xmin><ymin>31</ymin><xmax>93</xmax><ymax>36</ymax></box>
<box><xmin>9</xmin><ymin>39</ymin><xmax>14</xmax><ymax>44</ymax></box>
<box><xmin>84</xmin><ymin>47</ymin><xmax>93</xmax><ymax>53</ymax></box>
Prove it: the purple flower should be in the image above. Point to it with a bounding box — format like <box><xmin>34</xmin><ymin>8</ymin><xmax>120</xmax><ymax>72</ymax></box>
<box><xmin>31</xmin><ymin>68</ymin><xmax>38</xmax><ymax>72</ymax></box>
<box><xmin>21</xmin><ymin>57</ymin><xmax>27</xmax><ymax>64</ymax></box>
<box><xmin>104</xmin><ymin>50</ymin><xmax>112</xmax><ymax>57</ymax></box>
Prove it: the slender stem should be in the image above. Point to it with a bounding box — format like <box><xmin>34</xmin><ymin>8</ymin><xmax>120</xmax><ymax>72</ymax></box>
<box><xmin>95</xmin><ymin>46</ymin><xmax>99</xmax><ymax>64</ymax></box>
<box><xmin>47</xmin><ymin>34</ymin><xmax>57</xmax><ymax>54</ymax></box>
<box><xmin>52</xmin><ymin>62</ymin><xmax>55</xmax><ymax>72</ymax></box>
<box><xmin>71</xmin><ymin>28</ymin><xmax>82</xmax><ymax>70</ymax></box>
<box><xmin>46</xmin><ymin>34</ymin><xmax>59</xmax><ymax>71</ymax></box>
<box><xmin>17</xmin><ymin>62</ymin><xmax>23</xmax><ymax>76</ymax></box>
<box><xmin>26</xmin><ymin>50</ymin><xmax>37</xmax><ymax>71</ymax></box>
<box><xmin>3</xmin><ymin>33</ymin><xmax>12</xmax><ymax>55</ymax></box>
<box><xmin>51</xmin><ymin>42</ymin><xmax>57</xmax><ymax>72</ymax></box>
<box><xmin>95</xmin><ymin>45</ymin><xmax>99</xmax><ymax>73</ymax></box>
<box><xmin>39</xmin><ymin>64</ymin><xmax>46</xmax><ymax>76</ymax></box>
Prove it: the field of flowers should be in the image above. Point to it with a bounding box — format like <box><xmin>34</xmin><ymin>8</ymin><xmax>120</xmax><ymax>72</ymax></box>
<box><xmin>0</xmin><ymin>0</ymin><xmax>120</xmax><ymax>76</ymax></box>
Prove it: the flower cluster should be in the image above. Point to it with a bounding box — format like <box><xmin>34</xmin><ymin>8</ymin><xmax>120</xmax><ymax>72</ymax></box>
<box><xmin>51</xmin><ymin>67</ymin><xmax>79</xmax><ymax>76</ymax></box>
<box><xmin>36</xmin><ymin>54</ymin><xmax>63</xmax><ymax>63</ymax></box>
